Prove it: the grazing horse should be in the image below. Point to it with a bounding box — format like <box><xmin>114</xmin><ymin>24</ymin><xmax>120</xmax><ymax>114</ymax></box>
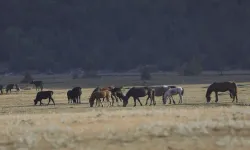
<box><xmin>30</xmin><ymin>80</ymin><xmax>43</xmax><ymax>91</ymax></box>
<box><xmin>0</xmin><ymin>84</ymin><xmax>3</xmax><ymax>94</ymax></box>
<box><xmin>89</xmin><ymin>90</ymin><xmax>112</xmax><ymax>107</ymax></box>
<box><xmin>122</xmin><ymin>87</ymin><xmax>155</xmax><ymax>107</ymax></box>
<box><xmin>163</xmin><ymin>87</ymin><xmax>184</xmax><ymax>105</ymax></box>
<box><xmin>6</xmin><ymin>84</ymin><xmax>20</xmax><ymax>94</ymax></box>
<box><xmin>206</xmin><ymin>81</ymin><xmax>238</xmax><ymax>103</ymax></box>
<box><xmin>91</xmin><ymin>86</ymin><xmax>124</xmax><ymax>104</ymax></box>
<box><xmin>34</xmin><ymin>91</ymin><xmax>55</xmax><ymax>105</ymax></box>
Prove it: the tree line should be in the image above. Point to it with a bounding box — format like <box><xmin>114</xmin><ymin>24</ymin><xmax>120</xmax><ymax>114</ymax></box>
<box><xmin>0</xmin><ymin>0</ymin><xmax>249</xmax><ymax>73</ymax></box>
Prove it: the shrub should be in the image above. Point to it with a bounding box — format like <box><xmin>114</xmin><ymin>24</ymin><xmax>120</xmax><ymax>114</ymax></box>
<box><xmin>20</xmin><ymin>72</ymin><xmax>34</xmax><ymax>83</ymax></box>
<box><xmin>140</xmin><ymin>66</ymin><xmax>152</xmax><ymax>80</ymax></box>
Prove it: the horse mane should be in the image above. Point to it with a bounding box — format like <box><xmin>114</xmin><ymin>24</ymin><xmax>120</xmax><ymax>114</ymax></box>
<box><xmin>205</xmin><ymin>85</ymin><xmax>213</xmax><ymax>98</ymax></box>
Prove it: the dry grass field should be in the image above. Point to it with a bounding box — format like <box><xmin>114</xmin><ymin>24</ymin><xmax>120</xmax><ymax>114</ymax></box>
<box><xmin>1</xmin><ymin>74</ymin><xmax>250</xmax><ymax>150</ymax></box>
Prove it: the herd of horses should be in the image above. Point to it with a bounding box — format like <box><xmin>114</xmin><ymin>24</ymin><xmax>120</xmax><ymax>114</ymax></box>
<box><xmin>0</xmin><ymin>80</ymin><xmax>239</xmax><ymax>107</ymax></box>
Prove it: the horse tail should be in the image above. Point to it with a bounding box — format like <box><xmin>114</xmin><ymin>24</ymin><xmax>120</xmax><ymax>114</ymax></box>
<box><xmin>181</xmin><ymin>87</ymin><xmax>184</xmax><ymax>96</ymax></box>
<box><xmin>232</xmin><ymin>82</ymin><xmax>238</xmax><ymax>99</ymax></box>
<box><xmin>233</xmin><ymin>82</ymin><xmax>237</xmax><ymax>93</ymax></box>
<box><xmin>152</xmin><ymin>89</ymin><xmax>155</xmax><ymax>105</ymax></box>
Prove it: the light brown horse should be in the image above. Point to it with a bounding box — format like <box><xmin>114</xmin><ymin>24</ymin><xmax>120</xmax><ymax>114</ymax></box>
<box><xmin>89</xmin><ymin>90</ymin><xmax>113</xmax><ymax>107</ymax></box>
<box><xmin>91</xmin><ymin>86</ymin><xmax>123</xmax><ymax>105</ymax></box>
<box><xmin>206</xmin><ymin>81</ymin><xmax>238</xmax><ymax>103</ymax></box>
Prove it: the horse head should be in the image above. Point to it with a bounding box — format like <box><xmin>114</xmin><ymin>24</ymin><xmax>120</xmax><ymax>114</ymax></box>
<box><xmin>89</xmin><ymin>95</ymin><xmax>95</xmax><ymax>107</ymax></box>
<box><xmin>122</xmin><ymin>96</ymin><xmax>129</xmax><ymax>107</ymax></box>
<box><xmin>206</xmin><ymin>96</ymin><xmax>211</xmax><ymax>103</ymax></box>
<box><xmin>34</xmin><ymin>99</ymin><xmax>38</xmax><ymax>105</ymax></box>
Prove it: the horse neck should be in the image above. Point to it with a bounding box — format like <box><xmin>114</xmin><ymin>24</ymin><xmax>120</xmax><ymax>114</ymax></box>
<box><xmin>206</xmin><ymin>88</ymin><xmax>213</xmax><ymax>97</ymax></box>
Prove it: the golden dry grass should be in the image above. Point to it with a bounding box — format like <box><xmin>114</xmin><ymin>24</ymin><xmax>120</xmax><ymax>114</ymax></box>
<box><xmin>1</xmin><ymin>74</ymin><xmax>250</xmax><ymax>150</ymax></box>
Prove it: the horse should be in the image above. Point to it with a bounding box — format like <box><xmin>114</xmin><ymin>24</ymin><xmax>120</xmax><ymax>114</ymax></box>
<box><xmin>162</xmin><ymin>87</ymin><xmax>184</xmax><ymax>105</ymax></box>
<box><xmin>148</xmin><ymin>85</ymin><xmax>177</xmax><ymax>104</ymax></box>
<box><xmin>30</xmin><ymin>80</ymin><xmax>43</xmax><ymax>91</ymax></box>
<box><xmin>205</xmin><ymin>81</ymin><xmax>238</xmax><ymax>103</ymax></box>
<box><xmin>70</xmin><ymin>87</ymin><xmax>82</xmax><ymax>103</ymax></box>
<box><xmin>89</xmin><ymin>90</ymin><xmax>112</xmax><ymax>107</ymax></box>
<box><xmin>6</xmin><ymin>84</ymin><xmax>20</xmax><ymax>94</ymax></box>
<box><xmin>122</xmin><ymin>86</ymin><xmax>155</xmax><ymax>107</ymax></box>
<box><xmin>34</xmin><ymin>91</ymin><xmax>55</xmax><ymax>106</ymax></box>
<box><xmin>0</xmin><ymin>84</ymin><xmax>3</xmax><ymax>94</ymax></box>
<box><xmin>108</xmin><ymin>86</ymin><xmax>125</xmax><ymax>102</ymax></box>
<box><xmin>91</xmin><ymin>86</ymin><xmax>124</xmax><ymax>105</ymax></box>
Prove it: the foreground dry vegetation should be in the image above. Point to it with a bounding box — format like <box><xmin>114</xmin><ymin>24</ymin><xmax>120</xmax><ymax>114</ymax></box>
<box><xmin>1</xmin><ymin>75</ymin><xmax>250</xmax><ymax>150</ymax></box>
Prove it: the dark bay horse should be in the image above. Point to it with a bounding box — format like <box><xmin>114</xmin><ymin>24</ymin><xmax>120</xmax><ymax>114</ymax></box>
<box><xmin>148</xmin><ymin>85</ymin><xmax>176</xmax><ymax>104</ymax></box>
<box><xmin>6</xmin><ymin>84</ymin><xmax>20</xmax><ymax>94</ymax></box>
<box><xmin>30</xmin><ymin>80</ymin><xmax>43</xmax><ymax>91</ymax></box>
<box><xmin>206</xmin><ymin>81</ymin><xmax>238</xmax><ymax>103</ymax></box>
<box><xmin>122</xmin><ymin>87</ymin><xmax>155</xmax><ymax>107</ymax></box>
<box><xmin>0</xmin><ymin>84</ymin><xmax>3</xmax><ymax>94</ymax></box>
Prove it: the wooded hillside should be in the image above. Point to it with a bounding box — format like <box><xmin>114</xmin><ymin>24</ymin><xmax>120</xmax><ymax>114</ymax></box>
<box><xmin>0</xmin><ymin>0</ymin><xmax>249</xmax><ymax>73</ymax></box>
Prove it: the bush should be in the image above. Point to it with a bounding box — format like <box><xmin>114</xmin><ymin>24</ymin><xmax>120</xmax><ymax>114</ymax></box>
<box><xmin>176</xmin><ymin>57</ymin><xmax>203</xmax><ymax>76</ymax></box>
<box><xmin>140</xmin><ymin>66</ymin><xmax>152</xmax><ymax>80</ymax></box>
<box><xmin>82</xmin><ymin>70</ymin><xmax>101</xmax><ymax>78</ymax></box>
<box><xmin>72</xmin><ymin>73</ymin><xmax>79</xmax><ymax>79</ymax></box>
<box><xmin>20</xmin><ymin>72</ymin><xmax>34</xmax><ymax>83</ymax></box>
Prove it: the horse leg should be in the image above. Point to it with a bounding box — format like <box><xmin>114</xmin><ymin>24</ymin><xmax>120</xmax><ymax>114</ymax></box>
<box><xmin>171</xmin><ymin>96</ymin><xmax>176</xmax><ymax>105</ymax></box>
<box><xmin>145</xmin><ymin>95</ymin><xmax>150</xmax><ymax>105</ymax></box>
<box><xmin>47</xmin><ymin>98</ymin><xmax>51</xmax><ymax>105</ymax></box>
<box><xmin>110</xmin><ymin>95</ymin><xmax>115</xmax><ymax>106</ymax></box>
<box><xmin>236</xmin><ymin>92</ymin><xmax>238</xmax><ymax>103</ymax></box>
<box><xmin>137</xmin><ymin>98</ymin><xmax>143</xmax><ymax>106</ymax></box>
<box><xmin>215</xmin><ymin>92</ymin><xmax>218</xmax><ymax>103</ymax></box>
<box><xmin>95</xmin><ymin>99</ymin><xmax>98</xmax><ymax>107</ymax></box>
<box><xmin>179</xmin><ymin>94</ymin><xmax>182</xmax><ymax>104</ymax></box>
<box><xmin>39</xmin><ymin>100</ymin><xmax>43</xmax><ymax>105</ymax></box>
<box><xmin>50</xmin><ymin>97</ymin><xmax>55</xmax><ymax>105</ymax></box>
<box><xmin>133</xmin><ymin>97</ymin><xmax>137</xmax><ymax>107</ymax></box>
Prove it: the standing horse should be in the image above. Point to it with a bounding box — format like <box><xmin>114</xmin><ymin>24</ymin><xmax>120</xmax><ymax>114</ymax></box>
<box><xmin>89</xmin><ymin>90</ymin><xmax>112</xmax><ymax>107</ymax></box>
<box><xmin>71</xmin><ymin>87</ymin><xmax>82</xmax><ymax>103</ymax></box>
<box><xmin>163</xmin><ymin>87</ymin><xmax>184</xmax><ymax>105</ymax></box>
<box><xmin>205</xmin><ymin>81</ymin><xmax>238</xmax><ymax>103</ymax></box>
<box><xmin>6</xmin><ymin>84</ymin><xmax>20</xmax><ymax>94</ymax></box>
<box><xmin>122</xmin><ymin>87</ymin><xmax>155</xmax><ymax>107</ymax></box>
<box><xmin>147</xmin><ymin>85</ymin><xmax>176</xmax><ymax>104</ymax></box>
<box><xmin>108</xmin><ymin>86</ymin><xmax>125</xmax><ymax>102</ymax></box>
<box><xmin>0</xmin><ymin>84</ymin><xmax>3</xmax><ymax>94</ymax></box>
<box><xmin>30</xmin><ymin>80</ymin><xmax>43</xmax><ymax>91</ymax></box>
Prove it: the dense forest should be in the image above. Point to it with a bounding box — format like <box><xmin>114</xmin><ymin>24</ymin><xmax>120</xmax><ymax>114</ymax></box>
<box><xmin>0</xmin><ymin>0</ymin><xmax>250</xmax><ymax>73</ymax></box>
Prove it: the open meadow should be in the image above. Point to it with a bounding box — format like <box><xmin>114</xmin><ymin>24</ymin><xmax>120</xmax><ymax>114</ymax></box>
<box><xmin>1</xmin><ymin>73</ymin><xmax>250</xmax><ymax>150</ymax></box>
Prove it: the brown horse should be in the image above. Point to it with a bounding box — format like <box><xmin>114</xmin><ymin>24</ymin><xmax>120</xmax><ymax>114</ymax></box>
<box><xmin>206</xmin><ymin>81</ymin><xmax>238</xmax><ymax>103</ymax></box>
<box><xmin>89</xmin><ymin>90</ymin><xmax>113</xmax><ymax>107</ymax></box>
<box><xmin>91</xmin><ymin>86</ymin><xmax>124</xmax><ymax>104</ymax></box>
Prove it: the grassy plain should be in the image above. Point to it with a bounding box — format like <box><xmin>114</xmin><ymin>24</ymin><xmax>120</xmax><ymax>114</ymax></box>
<box><xmin>1</xmin><ymin>73</ymin><xmax>250</xmax><ymax>150</ymax></box>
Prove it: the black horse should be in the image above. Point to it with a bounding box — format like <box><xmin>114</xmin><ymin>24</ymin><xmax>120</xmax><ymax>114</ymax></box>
<box><xmin>122</xmin><ymin>86</ymin><xmax>155</xmax><ymax>107</ymax></box>
<box><xmin>206</xmin><ymin>81</ymin><xmax>238</xmax><ymax>103</ymax></box>
<box><xmin>30</xmin><ymin>80</ymin><xmax>43</xmax><ymax>91</ymax></box>
<box><xmin>34</xmin><ymin>91</ymin><xmax>55</xmax><ymax>105</ymax></box>
<box><xmin>69</xmin><ymin>87</ymin><xmax>82</xmax><ymax>103</ymax></box>
<box><xmin>109</xmin><ymin>86</ymin><xmax>125</xmax><ymax>102</ymax></box>
<box><xmin>6</xmin><ymin>84</ymin><xmax>20</xmax><ymax>94</ymax></box>
<box><xmin>0</xmin><ymin>84</ymin><xmax>3</xmax><ymax>94</ymax></box>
